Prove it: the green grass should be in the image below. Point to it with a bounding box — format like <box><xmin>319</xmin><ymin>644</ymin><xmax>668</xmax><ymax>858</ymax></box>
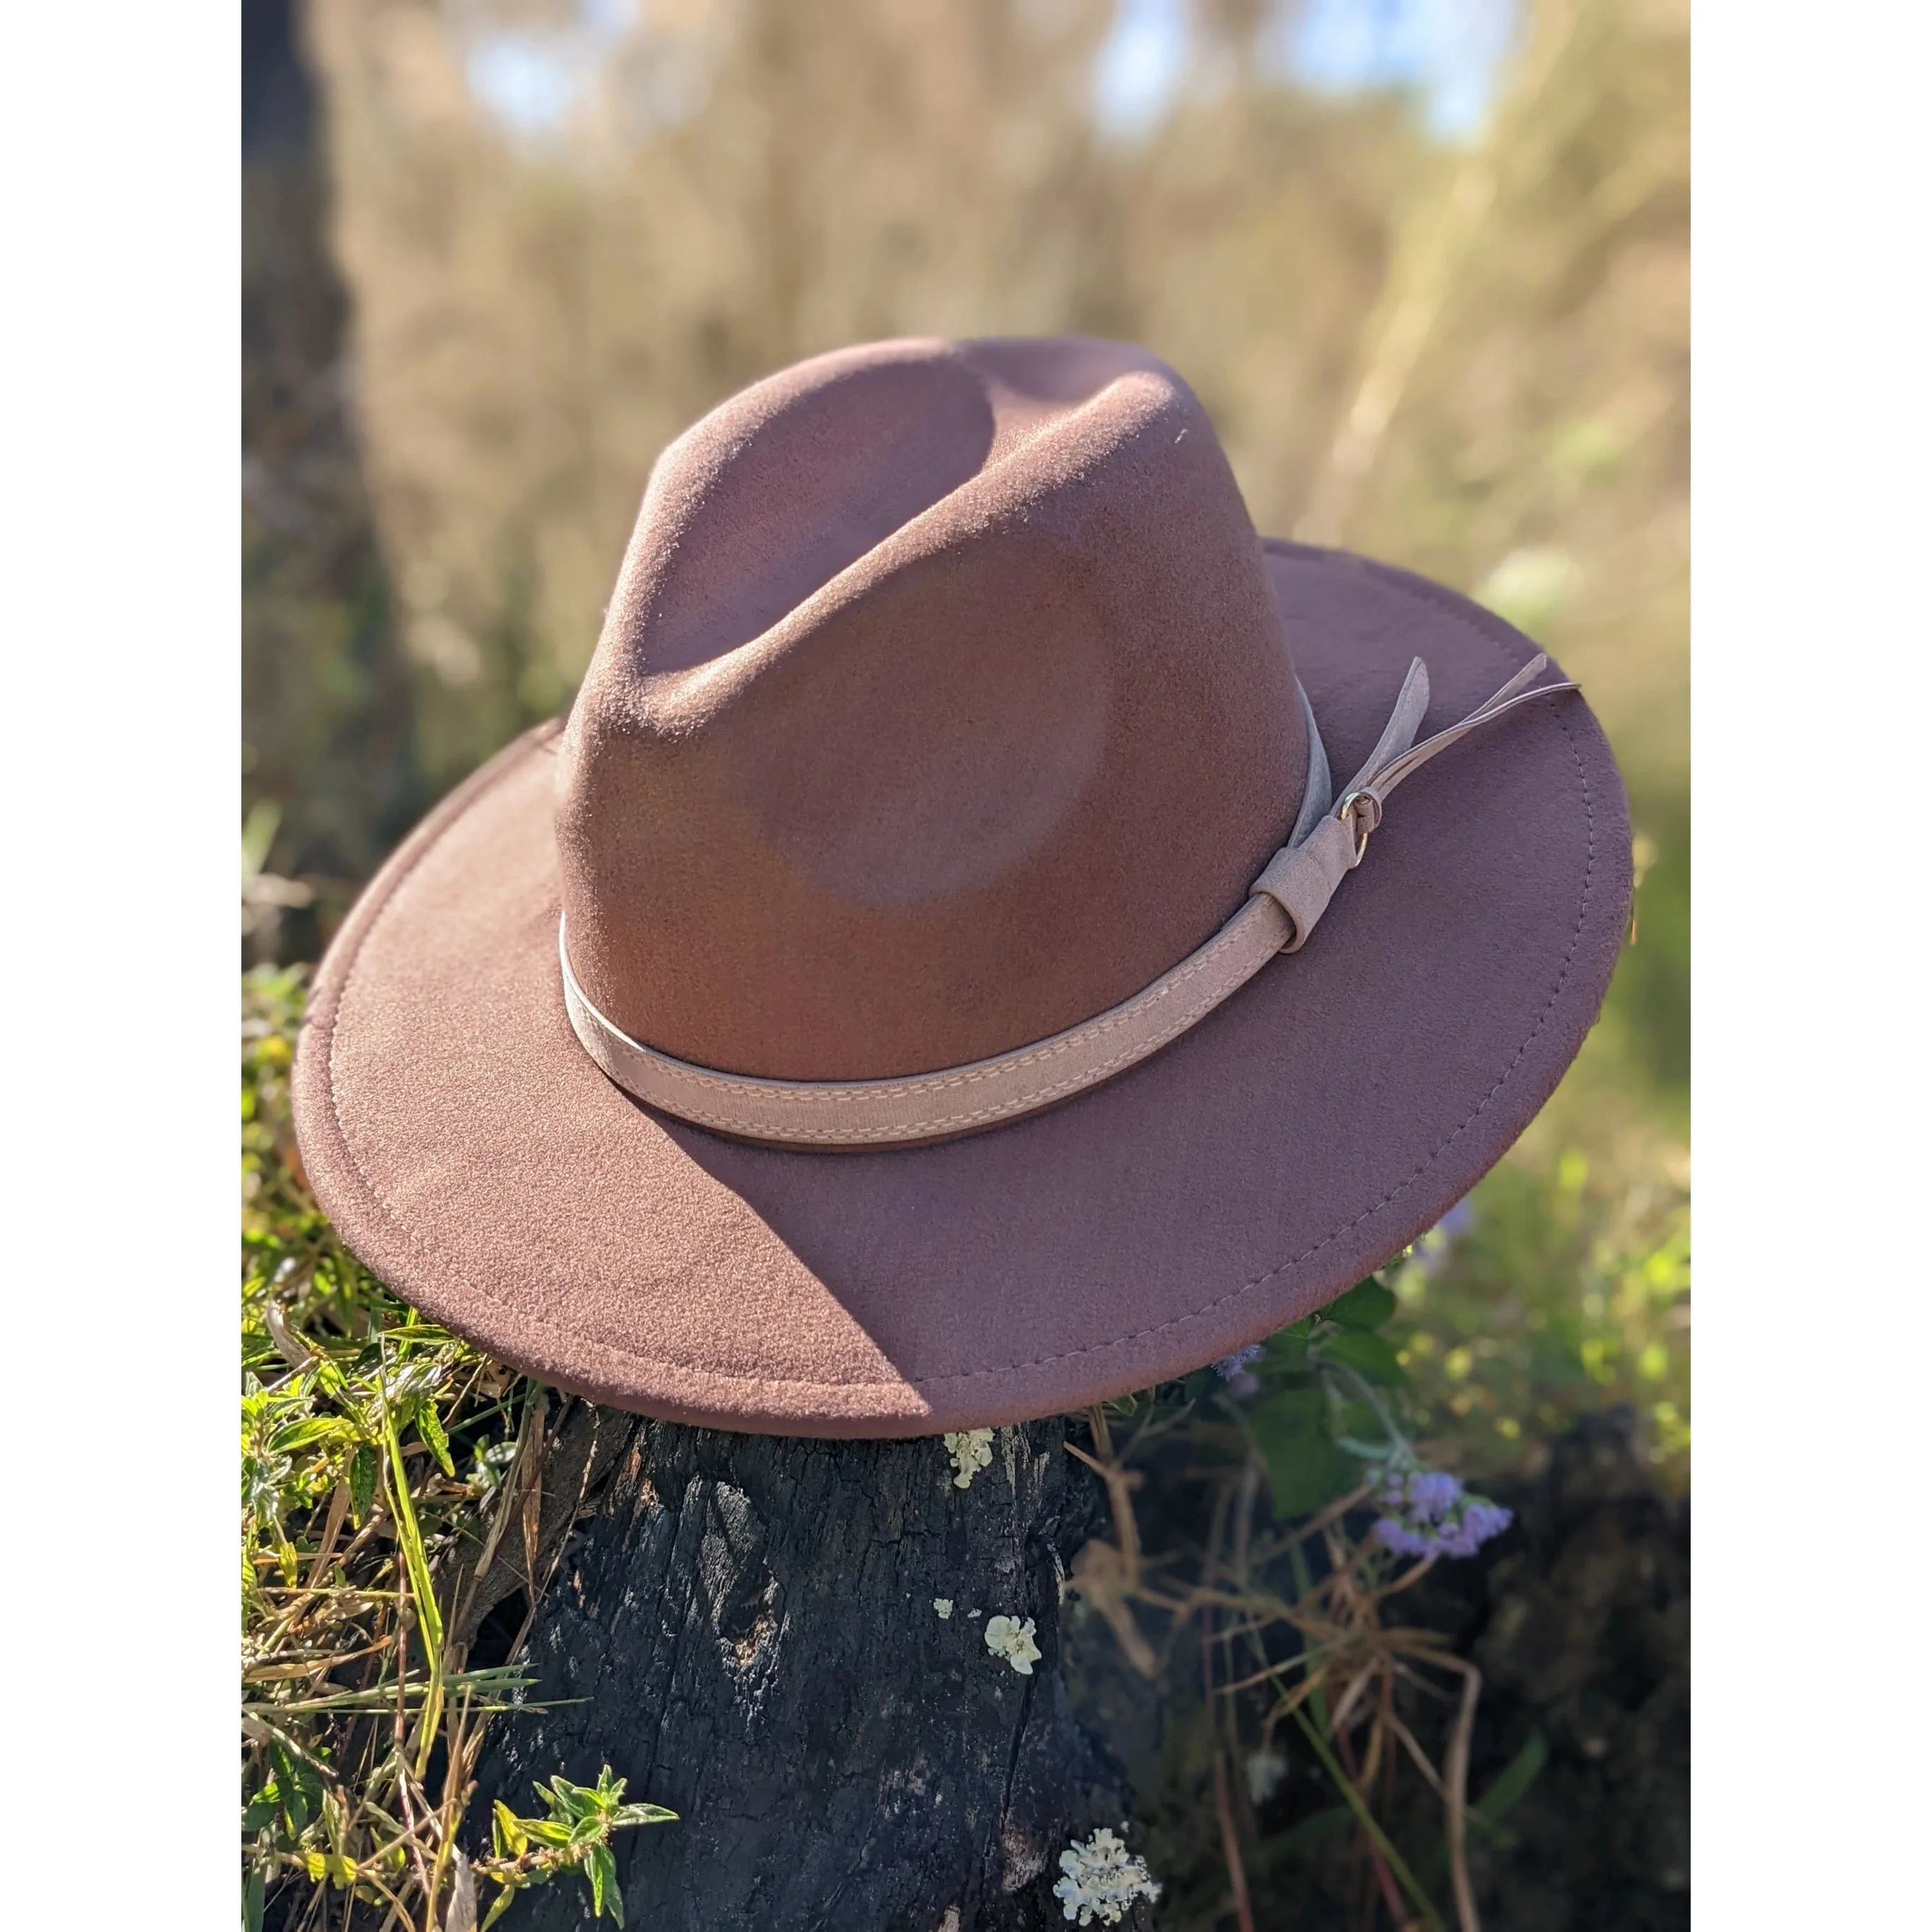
<box><xmin>243</xmin><ymin>967</ymin><xmax>673</xmax><ymax>1932</ymax></box>
<box><xmin>1391</xmin><ymin>1144</ymin><xmax>1691</xmax><ymax>1487</ymax></box>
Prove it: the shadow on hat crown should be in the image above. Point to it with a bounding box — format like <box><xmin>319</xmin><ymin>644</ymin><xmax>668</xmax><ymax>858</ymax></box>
<box><xmin>556</xmin><ymin>334</ymin><xmax>1308</xmax><ymax>1082</ymax></box>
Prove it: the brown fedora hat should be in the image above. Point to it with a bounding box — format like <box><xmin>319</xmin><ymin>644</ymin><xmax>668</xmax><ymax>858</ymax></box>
<box><xmin>293</xmin><ymin>336</ymin><xmax>1629</xmax><ymax>1437</ymax></box>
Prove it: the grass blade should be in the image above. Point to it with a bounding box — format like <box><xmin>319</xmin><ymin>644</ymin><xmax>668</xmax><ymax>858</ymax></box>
<box><xmin>1289</xmin><ymin>1703</ymin><xmax>1446</xmax><ymax>1932</ymax></box>
<box><xmin>379</xmin><ymin>1348</ymin><xmax>446</xmax><ymax>1774</ymax></box>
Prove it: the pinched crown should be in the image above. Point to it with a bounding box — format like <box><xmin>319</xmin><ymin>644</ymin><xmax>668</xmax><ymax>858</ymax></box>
<box><xmin>555</xmin><ymin>336</ymin><xmax>1305</xmax><ymax>1081</ymax></box>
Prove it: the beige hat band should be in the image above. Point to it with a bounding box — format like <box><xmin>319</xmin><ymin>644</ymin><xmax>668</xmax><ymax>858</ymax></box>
<box><xmin>559</xmin><ymin>655</ymin><xmax>1576</xmax><ymax>1149</ymax></box>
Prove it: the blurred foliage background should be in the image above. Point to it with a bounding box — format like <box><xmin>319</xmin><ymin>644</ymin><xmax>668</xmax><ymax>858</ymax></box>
<box><xmin>243</xmin><ymin>0</ymin><xmax>1687</xmax><ymax>1481</ymax></box>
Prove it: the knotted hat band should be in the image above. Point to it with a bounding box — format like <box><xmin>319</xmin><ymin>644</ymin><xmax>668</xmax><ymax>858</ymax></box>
<box><xmin>559</xmin><ymin>654</ymin><xmax>1578</xmax><ymax>1148</ymax></box>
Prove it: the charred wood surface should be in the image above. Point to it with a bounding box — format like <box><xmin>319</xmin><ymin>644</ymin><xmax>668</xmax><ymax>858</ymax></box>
<box><xmin>471</xmin><ymin>1417</ymin><xmax>1147</xmax><ymax>1932</ymax></box>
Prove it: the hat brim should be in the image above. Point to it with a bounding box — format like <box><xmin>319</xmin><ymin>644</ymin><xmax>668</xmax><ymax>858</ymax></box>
<box><xmin>292</xmin><ymin>541</ymin><xmax>1629</xmax><ymax>1436</ymax></box>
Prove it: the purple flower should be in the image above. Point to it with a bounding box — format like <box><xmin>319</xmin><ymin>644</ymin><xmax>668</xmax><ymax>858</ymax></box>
<box><xmin>1404</xmin><ymin>1471</ymin><xmax>1463</xmax><ymax>1516</ymax></box>
<box><xmin>1212</xmin><ymin>1344</ymin><xmax>1264</xmax><ymax>1397</ymax></box>
<box><xmin>1437</xmin><ymin>1501</ymin><xmax>1513</xmax><ymax>1557</ymax></box>
<box><xmin>1372</xmin><ymin>1466</ymin><xmax>1511</xmax><ymax>1561</ymax></box>
<box><xmin>1374</xmin><ymin>1521</ymin><xmax>1437</xmax><ymax>1559</ymax></box>
<box><xmin>1413</xmin><ymin>1197</ymin><xmax>1477</xmax><ymax>1276</ymax></box>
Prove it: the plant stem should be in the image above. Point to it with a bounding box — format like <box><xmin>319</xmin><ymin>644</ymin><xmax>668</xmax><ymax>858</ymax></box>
<box><xmin>1284</xmin><ymin>1540</ymin><xmax>1332</xmax><ymax>1734</ymax></box>
<box><xmin>1349</xmin><ymin>1710</ymin><xmax>1411</xmax><ymax>1931</ymax></box>
<box><xmin>1327</xmin><ymin>1356</ymin><xmax>1409</xmax><ymax>1454</ymax></box>
<box><xmin>1442</xmin><ymin>1661</ymin><xmax>1484</xmax><ymax>1932</ymax></box>
<box><xmin>1290</xmin><ymin>1705</ymin><xmax>1446</xmax><ymax>1932</ymax></box>
<box><xmin>1202</xmin><ymin>1605</ymin><xmax>1256</xmax><ymax>1932</ymax></box>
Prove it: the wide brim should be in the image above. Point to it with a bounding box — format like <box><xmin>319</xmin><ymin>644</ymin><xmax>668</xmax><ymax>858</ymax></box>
<box><xmin>293</xmin><ymin>541</ymin><xmax>1629</xmax><ymax>1437</ymax></box>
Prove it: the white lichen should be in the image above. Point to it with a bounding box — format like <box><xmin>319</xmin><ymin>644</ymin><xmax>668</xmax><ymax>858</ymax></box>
<box><xmin>982</xmin><ymin>1613</ymin><xmax>1041</xmax><ymax>1675</ymax></box>
<box><xmin>933</xmin><ymin>1598</ymin><xmax>954</xmax><ymax>1619</ymax></box>
<box><xmin>1051</xmin><ymin>1826</ymin><xmax>1160</xmax><ymax>1926</ymax></box>
<box><xmin>943</xmin><ymin>1428</ymin><xmax>995</xmax><ymax>1488</ymax></box>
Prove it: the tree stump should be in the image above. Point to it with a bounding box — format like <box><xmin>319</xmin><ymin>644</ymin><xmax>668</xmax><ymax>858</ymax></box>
<box><xmin>469</xmin><ymin>1415</ymin><xmax>1150</xmax><ymax>1931</ymax></box>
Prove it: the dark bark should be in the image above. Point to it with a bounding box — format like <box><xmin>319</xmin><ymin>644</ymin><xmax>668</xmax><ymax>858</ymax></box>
<box><xmin>243</xmin><ymin>0</ymin><xmax>422</xmax><ymax>954</ymax></box>
<box><xmin>445</xmin><ymin>1399</ymin><xmax>637</xmax><ymax>1659</ymax></box>
<box><xmin>469</xmin><ymin>1418</ymin><xmax>1151</xmax><ymax>1931</ymax></box>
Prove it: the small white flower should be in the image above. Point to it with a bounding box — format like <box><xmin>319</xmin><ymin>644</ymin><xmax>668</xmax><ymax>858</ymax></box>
<box><xmin>1245</xmin><ymin>1749</ymin><xmax>1288</xmax><ymax>1806</ymax></box>
<box><xmin>943</xmin><ymin>1428</ymin><xmax>995</xmax><ymax>1488</ymax></box>
<box><xmin>934</xmin><ymin>1598</ymin><xmax>954</xmax><ymax>1619</ymax></box>
<box><xmin>1052</xmin><ymin>1826</ymin><xmax>1160</xmax><ymax>1926</ymax></box>
<box><xmin>982</xmin><ymin>1613</ymin><xmax>1041</xmax><ymax>1675</ymax></box>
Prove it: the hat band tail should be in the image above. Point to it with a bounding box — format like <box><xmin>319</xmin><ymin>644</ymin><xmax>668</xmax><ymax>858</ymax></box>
<box><xmin>559</xmin><ymin>656</ymin><xmax>1577</xmax><ymax>1150</ymax></box>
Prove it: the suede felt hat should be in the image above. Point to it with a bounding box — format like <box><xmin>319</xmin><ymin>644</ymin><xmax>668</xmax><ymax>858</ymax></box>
<box><xmin>293</xmin><ymin>336</ymin><xmax>1630</xmax><ymax>1437</ymax></box>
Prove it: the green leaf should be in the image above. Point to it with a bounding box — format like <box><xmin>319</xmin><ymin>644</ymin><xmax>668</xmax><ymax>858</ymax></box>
<box><xmin>1329</xmin><ymin>1401</ymin><xmax>1389</xmax><ymax>1459</ymax></box>
<box><xmin>1260</xmin><ymin>1436</ymin><xmax>1359</xmax><ymax>1516</ymax></box>
<box><xmin>1317</xmin><ymin>1327</ymin><xmax>1406</xmax><ymax>1385</ymax></box>
<box><xmin>1262</xmin><ymin>1317</ymin><xmax>1312</xmax><ymax>1367</ymax></box>
<box><xmin>268</xmin><ymin>1743</ymin><xmax>316</xmax><ymax>1833</ymax></box>
<box><xmin>1324</xmin><ymin>1279</ymin><xmax>1396</xmax><ymax>1330</ymax></box>
<box><xmin>550</xmin><ymin>1776</ymin><xmax>601</xmax><ymax>1824</ymax></box>
<box><xmin>480</xmin><ymin>1889</ymin><xmax>520</xmax><ymax>1932</ymax></box>
<box><xmin>1250</xmin><ymin>1384</ymin><xmax>1324</xmax><ymax>1433</ymax></box>
<box><xmin>493</xmin><ymin>1799</ymin><xmax>529</xmax><ymax>1859</ymax></box>
<box><xmin>1421</xmin><ymin>1729</ymin><xmax>1550</xmax><ymax>1885</ymax></box>
<box><xmin>242</xmin><ymin>1865</ymin><xmax>266</xmax><ymax>1932</ymax></box>
<box><xmin>588</xmin><ymin>1842</ymin><xmax>620</xmax><ymax>1922</ymax></box>
<box><xmin>417</xmin><ymin>1399</ymin><xmax>456</xmax><ymax>1478</ymax></box>
<box><xmin>1249</xmin><ymin>1389</ymin><xmax>1359</xmax><ymax>1515</ymax></box>
<box><xmin>1471</xmin><ymin>1727</ymin><xmax>1548</xmax><ymax>1835</ymax></box>
<box><xmin>611</xmin><ymin>1802</ymin><xmax>678</xmax><ymax>1828</ymax></box>
<box><xmin>268</xmin><ymin>1417</ymin><xmax>341</xmax><ymax>1456</ymax></box>
<box><xmin>348</xmin><ymin>1444</ymin><xmax>378</xmax><ymax>1526</ymax></box>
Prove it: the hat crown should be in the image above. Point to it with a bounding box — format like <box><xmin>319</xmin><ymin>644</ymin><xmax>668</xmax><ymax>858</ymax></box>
<box><xmin>556</xmin><ymin>335</ymin><xmax>1305</xmax><ymax>1080</ymax></box>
